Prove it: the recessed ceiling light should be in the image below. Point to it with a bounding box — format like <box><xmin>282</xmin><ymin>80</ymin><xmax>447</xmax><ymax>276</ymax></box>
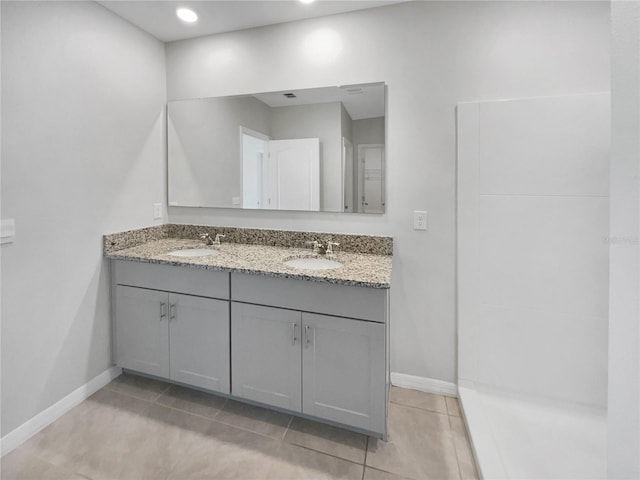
<box><xmin>299</xmin><ymin>0</ymin><xmax>316</xmax><ymax>4</ymax></box>
<box><xmin>176</xmin><ymin>7</ymin><xmax>198</xmax><ymax>23</ymax></box>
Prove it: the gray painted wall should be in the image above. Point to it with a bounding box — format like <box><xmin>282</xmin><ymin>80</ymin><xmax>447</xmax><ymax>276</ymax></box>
<box><xmin>168</xmin><ymin>96</ymin><xmax>271</xmax><ymax>207</ymax></box>
<box><xmin>0</xmin><ymin>1</ymin><xmax>166</xmax><ymax>436</ymax></box>
<box><xmin>608</xmin><ymin>2</ymin><xmax>640</xmax><ymax>477</ymax></box>
<box><xmin>165</xmin><ymin>1</ymin><xmax>610</xmax><ymax>385</ymax></box>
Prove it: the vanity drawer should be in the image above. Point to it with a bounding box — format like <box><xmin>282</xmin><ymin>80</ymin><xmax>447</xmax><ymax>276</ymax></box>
<box><xmin>114</xmin><ymin>260</ymin><xmax>230</xmax><ymax>299</ymax></box>
<box><xmin>231</xmin><ymin>272</ymin><xmax>387</xmax><ymax>323</ymax></box>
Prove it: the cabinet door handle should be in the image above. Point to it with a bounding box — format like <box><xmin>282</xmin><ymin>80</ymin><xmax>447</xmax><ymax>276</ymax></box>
<box><xmin>170</xmin><ymin>303</ymin><xmax>176</xmax><ymax>321</ymax></box>
<box><xmin>291</xmin><ymin>322</ymin><xmax>297</xmax><ymax>345</ymax></box>
<box><xmin>305</xmin><ymin>325</ymin><xmax>312</xmax><ymax>347</ymax></box>
<box><xmin>160</xmin><ymin>302</ymin><xmax>167</xmax><ymax>320</ymax></box>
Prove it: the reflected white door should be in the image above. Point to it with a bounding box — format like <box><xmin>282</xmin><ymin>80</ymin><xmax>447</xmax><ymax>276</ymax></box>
<box><xmin>358</xmin><ymin>144</ymin><xmax>385</xmax><ymax>213</ymax></box>
<box><xmin>267</xmin><ymin>138</ymin><xmax>320</xmax><ymax>211</ymax></box>
<box><xmin>241</xmin><ymin>128</ymin><xmax>269</xmax><ymax>209</ymax></box>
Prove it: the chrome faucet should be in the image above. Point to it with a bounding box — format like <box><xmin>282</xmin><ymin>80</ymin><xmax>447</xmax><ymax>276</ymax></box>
<box><xmin>306</xmin><ymin>240</ymin><xmax>340</xmax><ymax>255</ymax></box>
<box><xmin>200</xmin><ymin>233</ymin><xmax>214</xmax><ymax>245</ymax></box>
<box><xmin>306</xmin><ymin>240</ymin><xmax>321</xmax><ymax>254</ymax></box>
<box><xmin>325</xmin><ymin>241</ymin><xmax>340</xmax><ymax>255</ymax></box>
<box><xmin>199</xmin><ymin>233</ymin><xmax>225</xmax><ymax>246</ymax></box>
<box><xmin>212</xmin><ymin>234</ymin><xmax>225</xmax><ymax>246</ymax></box>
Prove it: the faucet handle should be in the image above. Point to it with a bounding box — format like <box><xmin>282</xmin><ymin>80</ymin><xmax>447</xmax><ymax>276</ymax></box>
<box><xmin>199</xmin><ymin>233</ymin><xmax>215</xmax><ymax>245</ymax></box>
<box><xmin>214</xmin><ymin>234</ymin><xmax>225</xmax><ymax>245</ymax></box>
<box><xmin>306</xmin><ymin>240</ymin><xmax>320</xmax><ymax>254</ymax></box>
<box><xmin>326</xmin><ymin>241</ymin><xmax>340</xmax><ymax>254</ymax></box>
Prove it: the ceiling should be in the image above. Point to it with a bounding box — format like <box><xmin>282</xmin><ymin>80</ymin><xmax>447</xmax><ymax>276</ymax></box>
<box><xmin>253</xmin><ymin>82</ymin><xmax>385</xmax><ymax>120</ymax></box>
<box><xmin>97</xmin><ymin>1</ymin><xmax>407</xmax><ymax>43</ymax></box>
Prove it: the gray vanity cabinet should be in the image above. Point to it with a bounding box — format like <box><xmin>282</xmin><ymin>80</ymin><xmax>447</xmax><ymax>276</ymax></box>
<box><xmin>231</xmin><ymin>272</ymin><xmax>389</xmax><ymax>437</ymax></box>
<box><xmin>115</xmin><ymin>285</ymin><xmax>170</xmax><ymax>379</ymax></box>
<box><xmin>168</xmin><ymin>294</ymin><xmax>230</xmax><ymax>393</ymax></box>
<box><xmin>111</xmin><ymin>260</ymin><xmax>389</xmax><ymax>438</ymax></box>
<box><xmin>113</xmin><ymin>261</ymin><xmax>231</xmax><ymax>394</ymax></box>
<box><xmin>302</xmin><ymin>313</ymin><xmax>386</xmax><ymax>434</ymax></box>
<box><xmin>231</xmin><ymin>303</ymin><xmax>302</xmax><ymax>411</ymax></box>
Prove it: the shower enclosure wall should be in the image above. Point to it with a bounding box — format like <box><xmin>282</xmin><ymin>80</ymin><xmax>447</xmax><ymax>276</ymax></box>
<box><xmin>457</xmin><ymin>93</ymin><xmax>610</xmax><ymax>479</ymax></box>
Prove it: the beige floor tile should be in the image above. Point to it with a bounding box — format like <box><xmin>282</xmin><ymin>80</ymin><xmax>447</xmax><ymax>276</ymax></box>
<box><xmin>364</xmin><ymin>467</ymin><xmax>412</xmax><ymax>480</ymax></box>
<box><xmin>20</xmin><ymin>389</ymin><xmax>152</xmax><ymax>472</ymax></box>
<box><xmin>283</xmin><ymin>417</ymin><xmax>367</xmax><ymax>464</ymax></box>
<box><xmin>449</xmin><ymin>416</ymin><xmax>479</xmax><ymax>480</ymax></box>
<box><xmin>104</xmin><ymin>372</ymin><xmax>171</xmax><ymax>402</ymax></box>
<box><xmin>146</xmin><ymin>404</ymin><xmax>278</xmax><ymax>479</ymax></box>
<box><xmin>389</xmin><ymin>386</ymin><xmax>447</xmax><ymax>414</ymax></box>
<box><xmin>156</xmin><ymin>384</ymin><xmax>227</xmax><ymax>419</ymax></box>
<box><xmin>446</xmin><ymin>396</ymin><xmax>462</xmax><ymax>417</ymax></box>
<box><xmin>215</xmin><ymin>399</ymin><xmax>292</xmax><ymax>439</ymax></box>
<box><xmin>70</xmin><ymin>395</ymin><xmax>174</xmax><ymax>480</ymax></box>
<box><xmin>0</xmin><ymin>446</ymin><xmax>75</xmax><ymax>480</ymax></box>
<box><xmin>366</xmin><ymin>403</ymin><xmax>460</xmax><ymax>480</ymax></box>
<box><xmin>266</xmin><ymin>442</ymin><xmax>364</xmax><ymax>479</ymax></box>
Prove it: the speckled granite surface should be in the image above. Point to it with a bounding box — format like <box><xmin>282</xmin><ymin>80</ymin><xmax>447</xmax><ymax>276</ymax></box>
<box><xmin>105</xmin><ymin>225</ymin><xmax>392</xmax><ymax>256</ymax></box>
<box><xmin>104</xmin><ymin>225</ymin><xmax>168</xmax><ymax>253</ymax></box>
<box><xmin>105</xmin><ymin>238</ymin><xmax>392</xmax><ymax>289</ymax></box>
<box><xmin>167</xmin><ymin>225</ymin><xmax>393</xmax><ymax>255</ymax></box>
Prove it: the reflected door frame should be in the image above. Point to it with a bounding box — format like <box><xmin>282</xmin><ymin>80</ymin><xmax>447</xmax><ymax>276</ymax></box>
<box><xmin>357</xmin><ymin>144</ymin><xmax>385</xmax><ymax>213</ymax></box>
<box><xmin>239</xmin><ymin>126</ymin><xmax>270</xmax><ymax>209</ymax></box>
<box><xmin>342</xmin><ymin>137</ymin><xmax>354</xmax><ymax>213</ymax></box>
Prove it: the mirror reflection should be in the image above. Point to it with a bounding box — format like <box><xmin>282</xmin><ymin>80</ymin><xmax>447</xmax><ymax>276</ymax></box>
<box><xmin>168</xmin><ymin>82</ymin><xmax>386</xmax><ymax>213</ymax></box>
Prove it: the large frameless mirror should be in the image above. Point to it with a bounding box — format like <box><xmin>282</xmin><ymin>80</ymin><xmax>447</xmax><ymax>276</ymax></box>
<box><xmin>168</xmin><ymin>82</ymin><xmax>386</xmax><ymax>213</ymax></box>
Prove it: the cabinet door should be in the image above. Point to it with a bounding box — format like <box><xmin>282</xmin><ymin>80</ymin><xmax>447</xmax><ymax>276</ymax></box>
<box><xmin>302</xmin><ymin>313</ymin><xmax>385</xmax><ymax>433</ymax></box>
<box><xmin>169</xmin><ymin>294</ymin><xmax>230</xmax><ymax>394</ymax></box>
<box><xmin>231</xmin><ymin>303</ymin><xmax>302</xmax><ymax>412</ymax></box>
<box><xmin>115</xmin><ymin>285</ymin><xmax>169</xmax><ymax>378</ymax></box>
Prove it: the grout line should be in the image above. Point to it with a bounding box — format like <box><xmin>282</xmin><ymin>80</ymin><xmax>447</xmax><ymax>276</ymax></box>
<box><xmin>210</xmin><ymin>415</ymin><xmax>291</xmax><ymax>442</ymax></box>
<box><xmin>362</xmin><ymin>436</ymin><xmax>369</xmax><ymax>480</ymax></box>
<box><xmin>448</xmin><ymin>414</ymin><xmax>465</xmax><ymax>480</ymax></box>
<box><xmin>286</xmin><ymin>443</ymin><xmax>365</xmax><ymax>467</ymax></box>
<box><xmin>281</xmin><ymin>415</ymin><xmax>294</xmax><ymax>440</ymax></box>
<box><xmin>364</xmin><ymin>466</ymin><xmax>423</xmax><ymax>480</ymax></box>
<box><xmin>212</xmin><ymin>398</ymin><xmax>229</xmax><ymax>418</ymax></box>
<box><xmin>155</xmin><ymin>400</ymin><xmax>227</xmax><ymax>423</ymax></box>
<box><xmin>389</xmin><ymin>401</ymin><xmax>449</xmax><ymax>417</ymax></box>
<box><xmin>151</xmin><ymin>384</ymin><xmax>173</xmax><ymax>403</ymax></box>
<box><xmin>161</xmin><ymin>405</ymin><xmax>226</xmax><ymax>425</ymax></box>
<box><xmin>102</xmin><ymin>385</ymin><xmax>159</xmax><ymax>405</ymax></box>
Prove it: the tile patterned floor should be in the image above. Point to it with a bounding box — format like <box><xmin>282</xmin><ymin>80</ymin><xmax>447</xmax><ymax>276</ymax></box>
<box><xmin>1</xmin><ymin>375</ymin><xmax>478</xmax><ymax>480</ymax></box>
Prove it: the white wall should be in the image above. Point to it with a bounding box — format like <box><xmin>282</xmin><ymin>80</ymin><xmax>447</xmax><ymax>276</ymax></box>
<box><xmin>458</xmin><ymin>94</ymin><xmax>610</xmax><ymax>408</ymax></box>
<box><xmin>165</xmin><ymin>1</ymin><xmax>610</xmax><ymax>384</ymax></box>
<box><xmin>0</xmin><ymin>1</ymin><xmax>166</xmax><ymax>436</ymax></box>
<box><xmin>608</xmin><ymin>1</ymin><xmax>640</xmax><ymax>477</ymax></box>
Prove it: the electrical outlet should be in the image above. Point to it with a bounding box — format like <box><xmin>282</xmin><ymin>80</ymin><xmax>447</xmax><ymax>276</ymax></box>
<box><xmin>153</xmin><ymin>203</ymin><xmax>162</xmax><ymax>220</ymax></box>
<box><xmin>413</xmin><ymin>210</ymin><xmax>427</xmax><ymax>230</ymax></box>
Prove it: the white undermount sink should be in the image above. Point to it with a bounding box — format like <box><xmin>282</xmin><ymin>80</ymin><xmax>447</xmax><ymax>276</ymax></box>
<box><xmin>167</xmin><ymin>248</ymin><xmax>218</xmax><ymax>258</ymax></box>
<box><xmin>283</xmin><ymin>256</ymin><xmax>343</xmax><ymax>271</ymax></box>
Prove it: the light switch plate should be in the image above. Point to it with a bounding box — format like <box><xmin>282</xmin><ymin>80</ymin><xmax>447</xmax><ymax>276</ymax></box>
<box><xmin>413</xmin><ymin>211</ymin><xmax>427</xmax><ymax>231</ymax></box>
<box><xmin>1</xmin><ymin>219</ymin><xmax>16</xmax><ymax>244</ymax></box>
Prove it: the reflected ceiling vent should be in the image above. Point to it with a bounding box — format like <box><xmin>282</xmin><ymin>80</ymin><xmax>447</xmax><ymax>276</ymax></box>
<box><xmin>283</xmin><ymin>93</ymin><xmax>297</xmax><ymax>99</ymax></box>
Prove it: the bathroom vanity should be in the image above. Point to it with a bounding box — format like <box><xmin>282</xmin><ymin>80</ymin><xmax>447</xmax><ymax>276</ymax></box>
<box><xmin>105</xmin><ymin>225</ymin><xmax>392</xmax><ymax>438</ymax></box>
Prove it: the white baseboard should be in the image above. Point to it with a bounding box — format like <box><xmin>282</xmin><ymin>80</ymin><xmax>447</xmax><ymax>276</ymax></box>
<box><xmin>1</xmin><ymin>366</ymin><xmax>122</xmax><ymax>457</ymax></box>
<box><xmin>391</xmin><ymin>372</ymin><xmax>458</xmax><ymax>397</ymax></box>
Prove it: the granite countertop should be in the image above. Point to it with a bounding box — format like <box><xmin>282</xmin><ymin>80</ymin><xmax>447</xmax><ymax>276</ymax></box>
<box><xmin>106</xmin><ymin>238</ymin><xmax>392</xmax><ymax>289</ymax></box>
